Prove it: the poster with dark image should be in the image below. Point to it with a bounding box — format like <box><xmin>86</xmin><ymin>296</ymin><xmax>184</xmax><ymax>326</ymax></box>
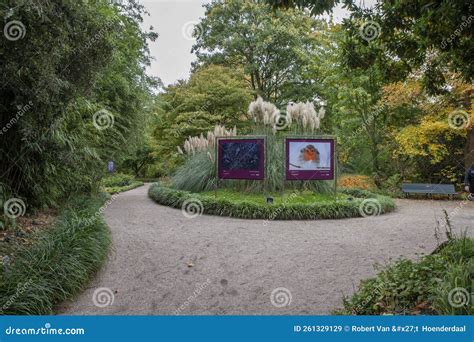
<box><xmin>217</xmin><ymin>138</ymin><xmax>265</xmax><ymax>180</ymax></box>
<box><xmin>285</xmin><ymin>138</ymin><xmax>335</xmax><ymax>180</ymax></box>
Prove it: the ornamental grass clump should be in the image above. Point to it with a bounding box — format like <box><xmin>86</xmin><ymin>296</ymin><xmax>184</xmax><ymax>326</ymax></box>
<box><xmin>177</xmin><ymin>124</ymin><xmax>237</xmax><ymax>156</ymax></box>
<box><xmin>172</xmin><ymin>97</ymin><xmax>333</xmax><ymax>193</ymax></box>
<box><xmin>286</xmin><ymin>101</ymin><xmax>325</xmax><ymax>132</ymax></box>
<box><xmin>247</xmin><ymin>97</ymin><xmax>325</xmax><ymax>133</ymax></box>
<box><xmin>248</xmin><ymin>96</ymin><xmax>281</xmax><ymax>127</ymax></box>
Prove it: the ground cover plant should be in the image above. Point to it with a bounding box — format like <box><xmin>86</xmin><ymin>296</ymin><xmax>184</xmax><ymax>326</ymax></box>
<box><xmin>0</xmin><ymin>195</ymin><xmax>111</xmax><ymax>314</ymax></box>
<box><xmin>148</xmin><ymin>182</ymin><xmax>395</xmax><ymax>220</ymax></box>
<box><xmin>338</xmin><ymin>216</ymin><xmax>474</xmax><ymax>315</ymax></box>
<box><xmin>100</xmin><ymin>173</ymin><xmax>144</xmax><ymax>194</ymax></box>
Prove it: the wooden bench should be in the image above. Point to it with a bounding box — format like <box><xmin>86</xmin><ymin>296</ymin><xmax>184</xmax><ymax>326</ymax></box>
<box><xmin>401</xmin><ymin>183</ymin><xmax>457</xmax><ymax>199</ymax></box>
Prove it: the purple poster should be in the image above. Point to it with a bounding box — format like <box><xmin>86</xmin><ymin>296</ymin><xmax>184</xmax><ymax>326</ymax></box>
<box><xmin>285</xmin><ymin>138</ymin><xmax>335</xmax><ymax>180</ymax></box>
<box><xmin>217</xmin><ymin>138</ymin><xmax>265</xmax><ymax>180</ymax></box>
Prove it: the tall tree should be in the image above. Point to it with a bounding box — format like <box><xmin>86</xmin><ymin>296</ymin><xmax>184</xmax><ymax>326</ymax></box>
<box><xmin>0</xmin><ymin>0</ymin><xmax>156</xmax><ymax>206</ymax></box>
<box><xmin>150</xmin><ymin>65</ymin><xmax>253</xmax><ymax>175</ymax></box>
<box><xmin>267</xmin><ymin>0</ymin><xmax>474</xmax><ymax>167</ymax></box>
<box><xmin>192</xmin><ymin>0</ymin><xmax>325</xmax><ymax>104</ymax></box>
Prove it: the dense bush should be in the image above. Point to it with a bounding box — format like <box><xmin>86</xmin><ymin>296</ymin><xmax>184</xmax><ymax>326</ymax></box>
<box><xmin>149</xmin><ymin>182</ymin><xmax>395</xmax><ymax>220</ymax></box>
<box><xmin>100</xmin><ymin>173</ymin><xmax>134</xmax><ymax>188</ymax></box>
<box><xmin>339</xmin><ymin>235</ymin><xmax>474</xmax><ymax>315</ymax></box>
<box><xmin>0</xmin><ymin>0</ymin><xmax>156</xmax><ymax>209</ymax></box>
<box><xmin>0</xmin><ymin>195</ymin><xmax>111</xmax><ymax>314</ymax></box>
<box><xmin>338</xmin><ymin>175</ymin><xmax>376</xmax><ymax>190</ymax></box>
<box><xmin>102</xmin><ymin>181</ymin><xmax>144</xmax><ymax>195</ymax></box>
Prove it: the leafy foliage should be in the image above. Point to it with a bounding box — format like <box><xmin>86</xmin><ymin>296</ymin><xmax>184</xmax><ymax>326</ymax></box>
<box><xmin>148</xmin><ymin>182</ymin><xmax>395</xmax><ymax>220</ymax></box>
<box><xmin>339</xmin><ymin>236</ymin><xmax>474</xmax><ymax>315</ymax></box>
<box><xmin>390</xmin><ymin>80</ymin><xmax>472</xmax><ymax>184</ymax></box>
<box><xmin>0</xmin><ymin>0</ymin><xmax>156</xmax><ymax>210</ymax></box>
<box><xmin>338</xmin><ymin>175</ymin><xmax>376</xmax><ymax>190</ymax></box>
<box><xmin>100</xmin><ymin>173</ymin><xmax>135</xmax><ymax>188</ymax></box>
<box><xmin>150</xmin><ymin>65</ymin><xmax>252</xmax><ymax>175</ymax></box>
<box><xmin>0</xmin><ymin>195</ymin><xmax>111</xmax><ymax>314</ymax></box>
<box><xmin>192</xmin><ymin>0</ymin><xmax>327</xmax><ymax>104</ymax></box>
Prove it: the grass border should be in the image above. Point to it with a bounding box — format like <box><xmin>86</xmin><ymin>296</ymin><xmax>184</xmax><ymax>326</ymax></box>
<box><xmin>148</xmin><ymin>183</ymin><xmax>395</xmax><ymax>220</ymax></box>
<box><xmin>0</xmin><ymin>195</ymin><xmax>111</xmax><ymax>315</ymax></box>
<box><xmin>102</xmin><ymin>180</ymin><xmax>144</xmax><ymax>194</ymax></box>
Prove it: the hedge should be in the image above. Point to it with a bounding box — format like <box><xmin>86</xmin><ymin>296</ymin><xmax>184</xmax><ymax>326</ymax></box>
<box><xmin>148</xmin><ymin>183</ymin><xmax>395</xmax><ymax>220</ymax></box>
<box><xmin>0</xmin><ymin>195</ymin><xmax>111</xmax><ymax>314</ymax></box>
<box><xmin>103</xmin><ymin>180</ymin><xmax>144</xmax><ymax>194</ymax></box>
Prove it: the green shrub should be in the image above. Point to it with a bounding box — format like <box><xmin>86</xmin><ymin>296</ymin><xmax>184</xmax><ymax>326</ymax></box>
<box><xmin>338</xmin><ymin>236</ymin><xmax>474</xmax><ymax>315</ymax></box>
<box><xmin>100</xmin><ymin>173</ymin><xmax>134</xmax><ymax>188</ymax></box>
<box><xmin>0</xmin><ymin>195</ymin><xmax>111</xmax><ymax>314</ymax></box>
<box><xmin>103</xmin><ymin>180</ymin><xmax>144</xmax><ymax>194</ymax></box>
<box><xmin>148</xmin><ymin>183</ymin><xmax>395</xmax><ymax>220</ymax></box>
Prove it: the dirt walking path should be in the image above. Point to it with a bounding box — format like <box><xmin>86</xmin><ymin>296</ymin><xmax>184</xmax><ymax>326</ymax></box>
<box><xmin>60</xmin><ymin>184</ymin><xmax>473</xmax><ymax>315</ymax></box>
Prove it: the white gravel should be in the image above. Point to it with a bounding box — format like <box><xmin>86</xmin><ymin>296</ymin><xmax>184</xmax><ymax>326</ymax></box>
<box><xmin>59</xmin><ymin>184</ymin><xmax>473</xmax><ymax>315</ymax></box>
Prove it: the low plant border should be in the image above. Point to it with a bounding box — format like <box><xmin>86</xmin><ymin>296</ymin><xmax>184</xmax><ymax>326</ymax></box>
<box><xmin>0</xmin><ymin>195</ymin><xmax>111</xmax><ymax>314</ymax></box>
<box><xmin>336</xmin><ymin>234</ymin><xmax>474</xmax><ymax>315</ymax></box>
<box><xmin>102</xmin><ymin>180</ymin><xmax>144</xmax><ymax>194</ymax></box>
<box><xmin>148</xmin><ymin>183</ymin><xmax>395</xmax><ymax>220</ymax></box>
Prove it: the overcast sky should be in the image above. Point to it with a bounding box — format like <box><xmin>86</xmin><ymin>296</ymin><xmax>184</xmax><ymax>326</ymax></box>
<box><xmin>140</xmin><ymin>0</ymin><xmax>372</xmax><ymax>87</ymax></box>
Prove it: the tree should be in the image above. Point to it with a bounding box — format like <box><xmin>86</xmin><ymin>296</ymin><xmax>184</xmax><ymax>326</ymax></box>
<box><xmin>266</xmin><ymin>0</ymin><xmax>346</xmax><ymax>16</ymax></box>
<box><xmin>0</xmin><ymin>0</ymin><xmax>156</xmax><ymax>206</ymax></box>
<box><xmin>192</xmin><ymin>0</ymin><xmax>326</xmax><ymax>104</ymax></box>
<box><xmin>268</xmin><ymin>0</ymin><xmax>473</xmax><ymax>84</ymax></box>
<box><xmin>267</xmin><ymin>0</ymin><xmax>474</xmax><ymax>167</ymax></box>
<box><xmin>150</xmin><ymin>65</ymin><xmax>253</xmax><ymax>175</ymax></box>
<box><xmin>122</xmin><ymin>144</ymin><xmax>156</xmax><ymax>177</ymax></box>
<box><xmin>387</xmin><ymin>79</ymin><xmax>472</xmax><ymax>183</ymax></box>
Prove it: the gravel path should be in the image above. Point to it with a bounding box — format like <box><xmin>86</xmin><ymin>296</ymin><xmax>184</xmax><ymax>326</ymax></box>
<box><xmin>60</xmin><ymin>184</ymin><xmax>473</xmax><ymax>315</ymax></box>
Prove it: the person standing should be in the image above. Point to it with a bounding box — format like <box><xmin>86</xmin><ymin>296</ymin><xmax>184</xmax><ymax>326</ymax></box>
<box><xmin>465</xmin><ymin>163</ymin><xmax>474</xmax><ymax>200</ymax></box>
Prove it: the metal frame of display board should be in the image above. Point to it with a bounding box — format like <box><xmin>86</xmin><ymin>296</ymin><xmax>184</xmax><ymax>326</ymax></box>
<box><xmin>283</xmin><ymin>135</ymin><xmax>337</xmax><ymax>197</ymax></box>
<box><xmin>214</xmin><ymin>135</ymin><xmax>267</xmax><ymax>195</ymax></box>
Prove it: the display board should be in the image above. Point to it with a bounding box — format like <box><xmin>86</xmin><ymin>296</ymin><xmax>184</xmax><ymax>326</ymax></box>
<box><xmin>217</xmin><ymin>138</ymin><xmax>265</xmax><ymax>180</ymax></box>
<box><xmin>285</xmin><ymin>138</ymin><xmax>335</xmax><ymax>180</ymax></box>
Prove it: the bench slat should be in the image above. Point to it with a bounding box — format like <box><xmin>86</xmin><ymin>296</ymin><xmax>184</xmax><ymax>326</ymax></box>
<box><xmin>401</xmin><ymin>183</ymin><xmax>456</xmax><ymax>195</ymax></box>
